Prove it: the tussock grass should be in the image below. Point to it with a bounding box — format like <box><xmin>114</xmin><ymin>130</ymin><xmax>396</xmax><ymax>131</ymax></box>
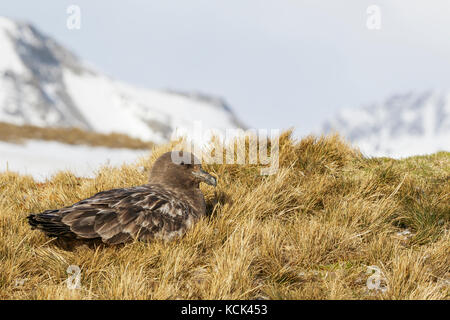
<box><xmin>0</xmin><ymin>122</ymin><xmax>153</xmax><ymax>149</ymax></box>
<box><xmin>0</xmin><ymin>131</ymin><xmax>448</xmax><ymax>299</ymax></box>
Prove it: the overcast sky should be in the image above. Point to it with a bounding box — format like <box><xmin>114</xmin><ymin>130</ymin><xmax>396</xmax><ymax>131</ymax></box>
<box><xmin>1</xmin><ymin>1</ymin><xmax>450</xmax><ymax>135</ymax></box>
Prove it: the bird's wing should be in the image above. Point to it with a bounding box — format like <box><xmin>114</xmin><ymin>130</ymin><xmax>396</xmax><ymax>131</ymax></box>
<box><xmin>59</xmin><ymin>185</ymin><xmax>196</xmax><ymax>244</ymax></box>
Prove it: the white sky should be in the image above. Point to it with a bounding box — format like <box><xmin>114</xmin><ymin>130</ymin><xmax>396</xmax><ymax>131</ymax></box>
<box><xmin>1</xmin><ymin>0</ymin><xmax>450</xmax><ymax>136</ymax></box>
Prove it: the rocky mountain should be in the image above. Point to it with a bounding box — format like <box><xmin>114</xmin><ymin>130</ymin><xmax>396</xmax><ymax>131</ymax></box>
<box><xmin>0</xmin><ymin>16</ymin><xmax>244</xmax><ymax>144</ymax></box>
<box><xmin>322</xmin><ymin>90</ymin><xmax>450</xmax><ymax>158</ymax></box>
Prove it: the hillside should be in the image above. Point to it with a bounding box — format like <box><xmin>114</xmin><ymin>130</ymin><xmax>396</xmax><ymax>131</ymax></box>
<box><xmin>0</xmin><ymin>122</ymin><xmax>152</xmax><ymax>180</ymax></box>
<box><xmin>0</xmin><ymin>132</ymin><xmax>448</xmax><ymax>299</ymax></box>
<box><xmin>0</xmin><ymin>121</ymin><xmax>154</xmax><ymax>149</ymax></box>
<box><xmin>322</xmin><ymin>90</ymin><xmax>450</xmax><ymax>158</ymax></box>
<box><xmin>0</xmin><ymin>16</ymin><xmax>244</xmax><ymax>143</ymax></box>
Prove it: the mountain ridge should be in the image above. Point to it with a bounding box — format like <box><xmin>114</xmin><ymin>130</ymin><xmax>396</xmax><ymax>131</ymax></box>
<box><xmin>322</xmin><ymin>89</ymin><xmax>450</xmax><ymax>158</ymax></box>
<box><xmin>0</xmin><ymin>16</ymin><xmax>244</xmax><ymax>144</ymax></box>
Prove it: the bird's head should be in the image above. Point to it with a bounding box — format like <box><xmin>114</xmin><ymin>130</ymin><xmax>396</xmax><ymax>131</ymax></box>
<box><xmin>149</xmin><ymin>151</ymin><xmax>217</xmax><ymax>189</ymax></box>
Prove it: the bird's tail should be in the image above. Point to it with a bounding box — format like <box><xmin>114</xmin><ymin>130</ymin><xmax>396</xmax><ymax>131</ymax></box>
<box><xmin>27</xmin><ymin>211</ymin><xmax>72</xmax><ymax>237</ymax></box>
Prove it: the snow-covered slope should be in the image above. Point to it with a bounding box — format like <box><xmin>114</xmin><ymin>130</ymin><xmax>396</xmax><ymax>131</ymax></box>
<box><xmin>322</xmin><ymin>90</ymin><xmax>450</xmax><ymax>158</ymax></box>
<box><xmin>0</xmin><ymin>17</ymin><xmax>244</xmax><ymax>144</ymax></box>
<box><xmin>0</xmin><ymin>140</ymin><xmax>148</xmax><ymax>181</ymax></box>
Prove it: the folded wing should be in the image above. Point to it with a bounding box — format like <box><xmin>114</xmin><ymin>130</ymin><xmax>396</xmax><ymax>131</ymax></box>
<box><xmin>29</xmin><ymin>185</ymin><xmax>196</xmax><ymax>244</ymax></box>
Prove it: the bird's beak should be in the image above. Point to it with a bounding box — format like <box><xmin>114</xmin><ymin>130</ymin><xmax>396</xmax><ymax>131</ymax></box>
<box><xmin>192</xmin><ymin>169</ymin><xmax>217</xmax><ymax>186</ymax></box>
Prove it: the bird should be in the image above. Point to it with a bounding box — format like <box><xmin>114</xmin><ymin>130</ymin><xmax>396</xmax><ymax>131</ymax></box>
<box><xmin>27</xmin><ymin>151</ymin><xmax>217</xmax><ymax>245</ymax></box>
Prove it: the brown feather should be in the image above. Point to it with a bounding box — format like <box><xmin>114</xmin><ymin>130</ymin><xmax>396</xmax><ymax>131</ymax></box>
<box><xmin>27</xmin><ymin>151</ymin><xmax>216</xmax><ymax>245</ymax></box>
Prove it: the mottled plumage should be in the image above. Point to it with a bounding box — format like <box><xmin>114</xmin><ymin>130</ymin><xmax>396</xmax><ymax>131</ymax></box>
<box><xmin>28</xmin><ymin>151</ymin><xmax>216</xmax><ymax>245</ymax></box>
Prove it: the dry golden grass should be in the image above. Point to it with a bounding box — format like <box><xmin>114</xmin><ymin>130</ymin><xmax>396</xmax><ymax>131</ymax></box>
<box><xmin>0</xmin><ymin>131</ymin><xmax>448</xmax><ymax>299</ymax></box>
<box><xmin>0</xmin><ymin>121</ymin><xmax>154</xmax><ymax>149</ymax></box>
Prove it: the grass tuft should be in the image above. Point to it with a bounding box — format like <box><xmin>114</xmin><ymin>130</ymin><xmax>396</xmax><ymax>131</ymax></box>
<box><xmin>0</xmin><ymin>132</ymin><xmax>448</xmax><ymax>299</ymax></box>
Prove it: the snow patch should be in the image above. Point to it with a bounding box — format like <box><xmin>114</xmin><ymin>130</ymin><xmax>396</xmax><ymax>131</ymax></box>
<box><xmin>0</xmin><ymin>140</ymin><xmax>149</xmax><ymax>181</ymax></box>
